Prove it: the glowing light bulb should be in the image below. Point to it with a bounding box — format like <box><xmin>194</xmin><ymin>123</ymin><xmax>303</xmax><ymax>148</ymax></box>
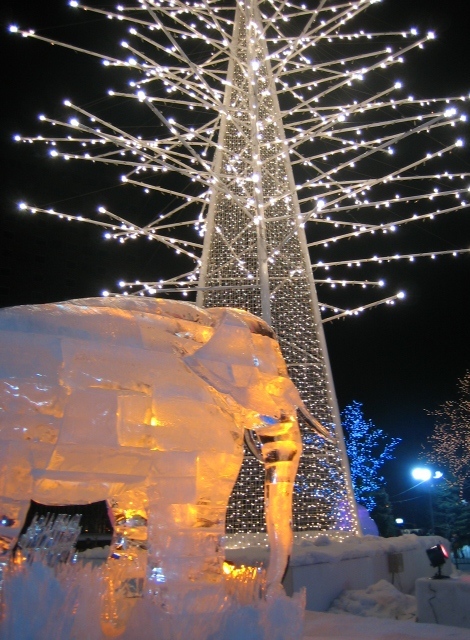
<box><xmin>412</xmin><ymin>467</ymin><xmax>431</xmax><ymax>481</ymax></box>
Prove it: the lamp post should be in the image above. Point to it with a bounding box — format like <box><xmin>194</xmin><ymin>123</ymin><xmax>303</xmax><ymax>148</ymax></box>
<box><xmin>411</xmin><ymin>468</ymin><xmax>443</xmax><ymax>535</ymax></box>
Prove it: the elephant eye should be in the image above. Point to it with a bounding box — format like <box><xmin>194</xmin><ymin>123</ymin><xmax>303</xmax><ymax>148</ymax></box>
<box><xmin>259</xmin><ymin>415</ymin><xmax>278</xmax><ymax>425</ymax></box>
<box><xmin>256</xmin><ymin>324</ymin><xmax>275</xmax><ymax>339</ymax></box>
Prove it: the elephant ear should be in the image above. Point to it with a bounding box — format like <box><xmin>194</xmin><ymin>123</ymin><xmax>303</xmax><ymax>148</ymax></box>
<box><xmin>184</xmin><ymin>309</ymin><xmax>331</xmax><ymax>441</ymax></box>
<box><xmin>183</xmin><ymin>310</ymin><xmax>258</xmax><ymax>402</ymax></box>
<box><xmin>184</xmin><ymin>309</ymin><xmax>302</xmax><ymax>419</ymax></box>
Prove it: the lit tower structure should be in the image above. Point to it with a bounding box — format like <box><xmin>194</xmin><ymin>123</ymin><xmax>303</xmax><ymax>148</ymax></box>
<box><xmin>195</xmin><ymin>2</ymin><xmax>356</xmax><ymax>533</ymax></box>
<box><xmin>10</xmin><ymin>0</ymin><xmax>469</xmax><ymax>535</ymax></box>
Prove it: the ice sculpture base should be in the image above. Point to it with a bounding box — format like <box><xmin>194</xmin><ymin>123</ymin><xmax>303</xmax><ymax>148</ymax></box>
<box><xmin>0</xmin><ymin>558</ymin><xmax>305</xmax><ymax>640</ymax></box>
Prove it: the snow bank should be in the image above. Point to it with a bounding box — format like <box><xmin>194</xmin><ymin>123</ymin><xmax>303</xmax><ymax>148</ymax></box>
<box><xmin>328</xmin><ymin>579</ymin><xmax>416</xmax><ymax>620</ymax></box>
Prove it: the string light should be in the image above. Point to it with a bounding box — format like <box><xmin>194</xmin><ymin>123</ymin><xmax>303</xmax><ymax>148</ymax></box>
<box><xmin>10</xmin><ymin>0</ymin><xmax>469</xmax><ymax>538</ymax></box>
<box><xmin>427</xmin><ymin>372</ymin><xmax>470</xmax><ymax>499</ymax></box>
<box><xmin>342</xmin><ymin>401</ymin><xmax>401</xmax><ymax>511</ymax></box>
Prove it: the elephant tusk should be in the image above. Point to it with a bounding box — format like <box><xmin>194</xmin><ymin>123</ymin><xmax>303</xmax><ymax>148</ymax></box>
<box><xmin>244</xmin><ymin>428</ymin><xmax>264</xmax><ymax>462</ymax></box>
<box><xmin>298</xmin><ymin>405</ymin><xmax>333</xmax><ymax>442</ymax></box>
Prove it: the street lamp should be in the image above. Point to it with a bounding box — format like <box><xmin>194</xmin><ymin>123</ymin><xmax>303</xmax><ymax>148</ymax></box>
<box><xmin>411</xmin><ymin>467</ymin><xmax>432</xmax><ymax>482</ymax></box>
<box><xmin>411</xmin><ymin>467</ymin><xmax>442</xmax><ymax>534</ymax></box>
<box><xmin>411</xmin><ymin>468</ymin><xmax>442</xmax><ymax>482</ymax></box>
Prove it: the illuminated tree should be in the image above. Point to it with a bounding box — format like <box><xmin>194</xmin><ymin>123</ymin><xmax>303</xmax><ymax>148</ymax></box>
<box><xmin>427</xmin><ymin>371</ymin><xmax>470</xmax><ymax>499</ymax></box>
<box><xmin>431</xmin><ymin>480</ymin><xmax>464</xmax><ymax>541</ymax></box>
<box><xmin>342</xmin><ymin>401</ymin><xmax>400</xmax><ymax>511</ymax></box>
<box><xmin>8</xmin><ymin>0</ymin><xmax>469</xmax><ymax>535</ymax></box>
<box><xmin>370</xmin><ymin>488</ymin><xmax>397</xmax><ymax>538</ymax></box>
<box><xmin>453</xmin><ymin>501</ymin><xmax>470</xmax><ymax>548</ymax></box>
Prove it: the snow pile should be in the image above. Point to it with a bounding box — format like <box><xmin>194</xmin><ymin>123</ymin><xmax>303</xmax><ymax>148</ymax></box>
<box><xmin>328</xmin><ymin>579</ymin><xmax>416</xmax><ymax>620</ymax></box>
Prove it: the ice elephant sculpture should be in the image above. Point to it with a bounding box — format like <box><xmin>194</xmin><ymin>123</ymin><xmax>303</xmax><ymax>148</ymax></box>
<box><xmin>0</xmin><ymin>297</ymin><xmax>328</xmax><ymax>598</ymax></box>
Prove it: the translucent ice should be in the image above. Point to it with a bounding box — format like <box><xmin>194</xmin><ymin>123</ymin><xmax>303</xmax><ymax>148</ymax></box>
<box><xmin>0</xmin><ymin>297</ymin><xmax>327</xmax><ymax>621</ymax></box>
<box><xmin>0</xmin><ymin>557</ymin><xmax>306</xmax><ymax>640</ymax></box>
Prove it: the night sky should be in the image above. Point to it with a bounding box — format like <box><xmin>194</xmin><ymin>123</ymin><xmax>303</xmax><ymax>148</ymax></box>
<box><xmin>1</xmin><ymin>0</ymin><xmax>469</xmax><ymax>527</ymax></box>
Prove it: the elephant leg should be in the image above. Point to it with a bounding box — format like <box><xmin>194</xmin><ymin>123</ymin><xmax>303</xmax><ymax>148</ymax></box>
<box><xmin>258</xmin><ymin>418</ymin><xmax>302</xmax><ymax>595</ymax></box>
<box><xmin>144</xmin><ymin>451</ymin><xmax>241</xmax><ymax>611</ymax></box>
<box><xmin>145</xmin><ymin>453</ymin><xmax>203</xmax><ymax>605</ymax></box>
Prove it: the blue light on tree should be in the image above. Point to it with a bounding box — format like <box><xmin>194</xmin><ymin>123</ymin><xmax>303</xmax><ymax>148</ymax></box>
<box><xmin>342</xmin><ymin>401</ymin><xmax>401</xmax><ymax>511</ymax></box>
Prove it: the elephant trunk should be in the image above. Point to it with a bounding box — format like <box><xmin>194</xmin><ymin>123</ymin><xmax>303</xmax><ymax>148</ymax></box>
<box><xmin>256</xmin><ymin>418</ymin><xmax>302</xmax><ymax>595</ymax></box>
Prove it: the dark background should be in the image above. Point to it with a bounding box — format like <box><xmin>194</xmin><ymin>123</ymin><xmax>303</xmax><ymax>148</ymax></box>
<box><xmin>1</xmin><ymin>0</ymin><xmax>469</xmax><ymax>528</ymax></box>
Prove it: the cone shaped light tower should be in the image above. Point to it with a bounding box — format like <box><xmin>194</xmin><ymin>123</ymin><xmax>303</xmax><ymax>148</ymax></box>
<box><xmin>196</xmin><ymin>2</ymin><xmax>357</xmax><ymax>533</ymax></box>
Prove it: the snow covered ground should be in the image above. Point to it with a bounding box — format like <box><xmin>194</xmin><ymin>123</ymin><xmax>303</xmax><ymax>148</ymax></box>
<box><xmin>303</xmin><ymin>610</ymin><xmax>470</xmax><ymax>639</ymax></box>
<box><xmin>304</xmin><ymin>572</ymin><xmax>470</xmax><ymax>640</ymax></box>
<box><xmin>307</xmin><ymin>576</ymin><xmax>470</xmax><ymax>639</ymax></box>
<box><xmin>227</xmin><ymin>533</ymin><xmax>470</xmax><ymax>638</ymax></box>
